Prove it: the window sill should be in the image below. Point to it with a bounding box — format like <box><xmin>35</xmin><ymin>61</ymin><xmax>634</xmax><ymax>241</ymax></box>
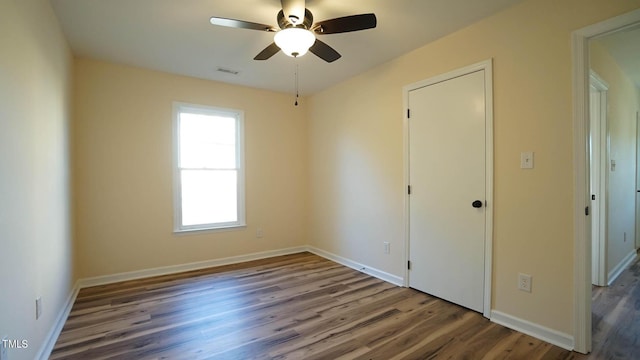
<box><xmin>173</xmin><ymin>223</ymin><xmax>247</xmax><ymax>235</ymax></box>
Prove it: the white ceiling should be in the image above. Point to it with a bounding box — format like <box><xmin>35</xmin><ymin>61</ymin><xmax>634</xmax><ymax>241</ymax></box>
<box><xmin>595</xmin><ymin>24</ymin><xmax>640</xmax><ymax>88</ymax></box>
<box><xmin>50</xmin><ymin>0</ymin><xmax>525</xmax><ymax>95</ymax></box>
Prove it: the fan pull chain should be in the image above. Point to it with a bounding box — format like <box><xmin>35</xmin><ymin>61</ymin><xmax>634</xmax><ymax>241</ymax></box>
<box><xmin>294</xmin><ymin>63</ymin><xmax>299</xmax><ymax>106</ymax></box>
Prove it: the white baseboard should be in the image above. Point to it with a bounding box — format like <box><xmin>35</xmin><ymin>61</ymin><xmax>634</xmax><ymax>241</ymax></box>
<box><xmin>39</xmin><ymin>245</ymin><xmax>430</xmax><ymax>359</ymax></box>
<box><xmin>78</xmin><ymin>246</ymin><xmax>308</xmax><ymax>288</ymax></box>
<box><xmin>40</xmin><ymin>247</ymin><xmax>581</xmax><ymax>359</ymax></box>
<box><xmin>76</xmin><ymin>245</ymin><xmax>405</xmax><ymax>290</ymax></box>
<box><xmin>490</xmin><ymin>310</ymin><xmax>573</xmax><ymax>350</ymax></box>
<box><xmin>306</xmin><ymin>246</ymin><xmax>404</xmax><ymax>286</ymax></box>
<box><xmin>36</xmin><ymin>281</ymin><xmax>81</xmax><ymax>360</ymax></box>
<box><xmin>38</xmin><ymin>247</ymin><xmax>304</xmax><ymax>359</ymax></box>
<box><xmin>607</xmin><ymin>249</ymin><xmax>638</xmax><ymax>286</ymax></box>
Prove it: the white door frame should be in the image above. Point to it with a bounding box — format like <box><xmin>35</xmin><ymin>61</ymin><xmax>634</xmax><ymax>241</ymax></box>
<box><xmin>572</xmin><ymin>8</ymin><xmax>640</xmax><ymax>354</ymax></box>
<box><xmin>589</xmin><ymin>71</ymin><xmax>608</xmax><ymax>287</ymax></box>
<box><xmin>636</xmin><ymin>111</ymin><xmax>640</xmax><ymax>250</ymax></box>
<box><xmin>403</xmin><ymin>59</ymin><xmax>494</xmax><ymax>318</ymax></box>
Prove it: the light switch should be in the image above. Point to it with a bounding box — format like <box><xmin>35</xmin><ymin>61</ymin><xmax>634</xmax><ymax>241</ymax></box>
<box><xmin>520</xmin><ymin>152</ymin><xmax>534</xmax><ymax>169</ymax></box>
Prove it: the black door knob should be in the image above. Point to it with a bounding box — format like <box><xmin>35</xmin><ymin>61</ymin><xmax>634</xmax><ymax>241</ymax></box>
<box><xmin>472</xmin><ymin>200</ymin><xmax>483</xmax><ymax>208</ymax></box>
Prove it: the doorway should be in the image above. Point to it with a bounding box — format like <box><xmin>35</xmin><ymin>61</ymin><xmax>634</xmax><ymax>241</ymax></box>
<box><xmin>403</xmin><ymin>60</ymin><xmax>494</xmax><ymax>318</ymax></box>
<box><xmin>572</xmin><ymin>8</ymin><xmax>640</xmax><ymax>354</ymax></box>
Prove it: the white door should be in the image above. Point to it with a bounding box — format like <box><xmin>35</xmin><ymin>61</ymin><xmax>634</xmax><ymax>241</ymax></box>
<box><xmin>589</xmin><ymin>72</ymin><xmax>608</xmax><ymax>286</ymax></box>
<box><xmin>408</xmin><ymin>69</ymin><xmax>486</xmax><ymax>313</ymax></box>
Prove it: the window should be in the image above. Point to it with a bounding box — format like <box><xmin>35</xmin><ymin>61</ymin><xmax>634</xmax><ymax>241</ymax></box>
<box><xmin>173</xmin><ymin>103</ymin><xmax>245</xmax><ymax>232</ymax></box>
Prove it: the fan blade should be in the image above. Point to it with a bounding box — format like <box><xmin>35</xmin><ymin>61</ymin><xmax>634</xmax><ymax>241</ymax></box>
<box><xmin>210</xmin><ymin>17</ymin><xmax>277</xmax><ymax>32</ymax></box>
<box><xmin>281</xmin><ymin>0</ymin><xmax>306</xmax><ymax>25</ymax></box>
<box><xmin>314</xmin><ymin>13</ymin><xmax>377</xmax><ymax>34</ymax></box>
<box><xmin>254</xmin><ymin>43</ymin><xmax>281</xmax><ymax>60</ymax></box>
<box><xmin>309</xmin><ymin>39</ymin><xmax>341</xmax><ymax>63</ymax></box>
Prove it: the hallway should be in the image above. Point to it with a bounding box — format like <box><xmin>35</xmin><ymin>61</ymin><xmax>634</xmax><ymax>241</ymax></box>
<box><xmin>577</xmin><ymin>253</ymin><xmax>640</xmax><ymax>359</ymax></box>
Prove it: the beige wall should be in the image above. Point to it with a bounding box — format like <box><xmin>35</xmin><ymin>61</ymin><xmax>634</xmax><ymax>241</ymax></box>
<box><xmin>0</xmin><ymin>0</ymin><xmax>73</xmax><ymax>359</ymax></box>
<box><xmin>307</xmin><ymin>0</ymin><xmax>640</xmax><ymax>336</ymax></box>
<box><xmin>5</xmin><ymin>0</ymin><xmax>639</xmax><ymax>353</ymax></box>
<box><xmin>73</xmin><ymin>59</ymin><xmax>309</xmax><ymax>278</ymax></box>
<box><xmin>590</xmin><ymin>41</ymin><xmax>640</xmax><ymax>276</ymax></box>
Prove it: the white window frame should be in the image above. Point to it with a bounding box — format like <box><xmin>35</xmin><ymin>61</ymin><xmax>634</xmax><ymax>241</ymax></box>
<box><xmin>173</xmin><ymin>102</ymin><xmax>246</xmax><ymax>232</ymax></box>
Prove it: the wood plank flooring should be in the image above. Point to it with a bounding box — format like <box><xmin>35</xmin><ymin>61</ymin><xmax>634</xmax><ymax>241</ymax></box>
<box><xmin>50</xmin><ymin>252</ymin><xmax>631</xmax><ymax>359</ymax></box>
<box><xmin>573</xmin><ymin>253</ymin><xmax>640</xmax><ymax>360</ymax></box>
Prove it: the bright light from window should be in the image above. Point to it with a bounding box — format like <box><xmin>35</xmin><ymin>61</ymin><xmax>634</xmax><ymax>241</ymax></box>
<box><xmin>174</xmin><ymin>104</ymin><xmax>245</xmax><ymax>231</ymax></box>
<box><xmin>181</xmin><ymin>170</ymin><xmax>237</xmax><ymax>225</ymax></box>
<box><xmin>179</xmin><ymin>113</ymin><xmax>236</xmax><ymax>169</ymax></box>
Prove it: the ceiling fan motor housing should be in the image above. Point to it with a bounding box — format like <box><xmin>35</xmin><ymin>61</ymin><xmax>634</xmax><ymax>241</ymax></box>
<box><xmin>278</xmin><ymin>9</ymin><xmax>314</xmax><ymax>30</ymax></box>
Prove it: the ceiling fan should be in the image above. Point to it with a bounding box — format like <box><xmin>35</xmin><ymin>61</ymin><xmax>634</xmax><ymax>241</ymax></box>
<box><xmin>209</xmin><ymin>0</ymin><xmax>377</xmax><ymax>63</ymax></box>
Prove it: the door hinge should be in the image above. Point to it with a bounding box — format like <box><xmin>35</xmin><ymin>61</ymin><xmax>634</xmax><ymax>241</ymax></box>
<box><xmin>592</xmin><ymin>194</ymin><xmax>595</xmax><ymax>200</ymax></box>
<box><xmin>408</xmin><ymin>185</ymin><xmax>411</xmax><ymax>195</ymax></box>
<box><xmin>407</xmin><ymin>260</ymin><xmax>411</xmax><ymax>270</ymax></box>
<box><xmin>585</xmin><ymin>206</ymin><xmax>589</xmax><ymax>216</ymax></box>
<box><xmin>407</xmin><ymin>109</ymin><xmax>411</xmax><ymax>118</ymax></box>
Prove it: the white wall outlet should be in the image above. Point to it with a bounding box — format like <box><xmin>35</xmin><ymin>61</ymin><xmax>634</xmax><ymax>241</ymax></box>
<box><xmin>1</xmin><ymin>336</ymin><xmax>8</xmax><ymax>360</ymax></box>
<box><xmin>518</xmin><ymin>273</ymin><xmax>532</xmax><ymax>292</ymax></box>
<box><xmin>383</xmin><ymin>241</ymin><xmax>390</xmax><ymax>254</ymax></box>
<box><xmin>36</xmin><ymin>297</ymin><xmax>42</xmax><ymax>320</ymax></box>
<box><xmin>256</xmin><ymin>227</ymin><xmax>264</xmax><ymax>238</ymax></box>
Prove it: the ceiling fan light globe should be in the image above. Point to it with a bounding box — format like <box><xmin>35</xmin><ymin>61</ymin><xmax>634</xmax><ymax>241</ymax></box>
<box><xmin>274</xmin><ymin>28</ymin><xmax>316</xmax><ymax>57</ymax></box>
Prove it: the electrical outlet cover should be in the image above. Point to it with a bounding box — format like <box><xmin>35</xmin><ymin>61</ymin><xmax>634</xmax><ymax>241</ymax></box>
<box><xmin>518</xmin><ymin>273</ymin><xmax>532</xmax><ymax>292</ymax></box>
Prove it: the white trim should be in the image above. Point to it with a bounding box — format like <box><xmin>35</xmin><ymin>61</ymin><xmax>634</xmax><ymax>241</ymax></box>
<box><xmin>607</xmin><ymin>249</ymin><xmax>638</xmax><ymax>286</ymax></box>
<box><xmin>40</xmin><ymin>248</ymin><xmax>303</xmax><ymax>358</ymax></box>
<box><xmin>36</xmin><ymin>281</ymin><xmax>81</xmax><ymax>360</ymax></box>
<box><xmin>173</xmin><ymin>224</ymin><xmax>247</xmax><ymax>235</ymax></box>
<box><xmin>41</xmin><ymin>245</ymin><xmax>590</xmax><ymax>359</ymax></box>
<box><xmin>589</xmin><ymin>71</ymin><xmax>609</xmax><ymax>90</ymax></box>
<box><xmin>491</xmin><ymin>310</ymin><xmax>574</xmax><ymax>351</ymax></box>
<box><xmin>589</xmin><ymin>70</ymin><xmax>609</xmax><ymax>287</ymax></box>
<box><xmin>402</xmin><ymin>59</ymin><xmax>494</xmax><ymax>318</ymax></box>
<box><xmin>40</xmin><ymin>245</ymin><xmax>403</xmax><ymax>358</ymax></box>
<box><xmin>72</xmin><ymin>245</ymin><xmax>403</xmax><ymax>292</ymax></box>
<box><xmin>402</xmin><ymin>80</ymin><xmax>411</xmax><ymax>290</ymax></box>
<box><xmin>572</xmin><ymin>28</ymin><xmax>592</xmax><ymax>355</ymax></box>
<box><xmin>637</xmin><ymin>111</ymin><xmax>640</xmax><ymax>250</ymax></box>
<box><xmin>306</xmin><ymin>246</ymin><xmax>404</xmax><ymax>286</ymax></box>
<box><xmin>64</xmin><ymin>245</ymin><xmax>403</xmax><ymax>296</ymax></box>
<box><xmin>78</xmin><ymin>247</ymin><xmax>307</xmax><ymax>288</ymax></box>
<box><xmin>483</xmin><ymin>60</ymin><xmax>495</xmax><ymax>319</ymax></box>
<box><xmin>572</xmin><ymin>8</ymin><xmax>640</xmax><ymax>354</ymax></box>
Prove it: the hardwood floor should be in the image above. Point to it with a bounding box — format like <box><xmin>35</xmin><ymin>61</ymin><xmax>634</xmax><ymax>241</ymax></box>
<box><xmin>50</xmin><ymin>252</ymin><xmax>631</xmax><ymax>359</ymax></box>
<box><xmin>573</xmin><ymin>254</ymin><xmax>640</xmax><ymax>360</ymax></box>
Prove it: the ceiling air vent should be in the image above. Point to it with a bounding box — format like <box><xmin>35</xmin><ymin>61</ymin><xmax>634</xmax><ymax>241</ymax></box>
<box><xmin>216</xmin><ymin>67</ymin><xmax>240</xmax><ymax>75</ymax></box>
